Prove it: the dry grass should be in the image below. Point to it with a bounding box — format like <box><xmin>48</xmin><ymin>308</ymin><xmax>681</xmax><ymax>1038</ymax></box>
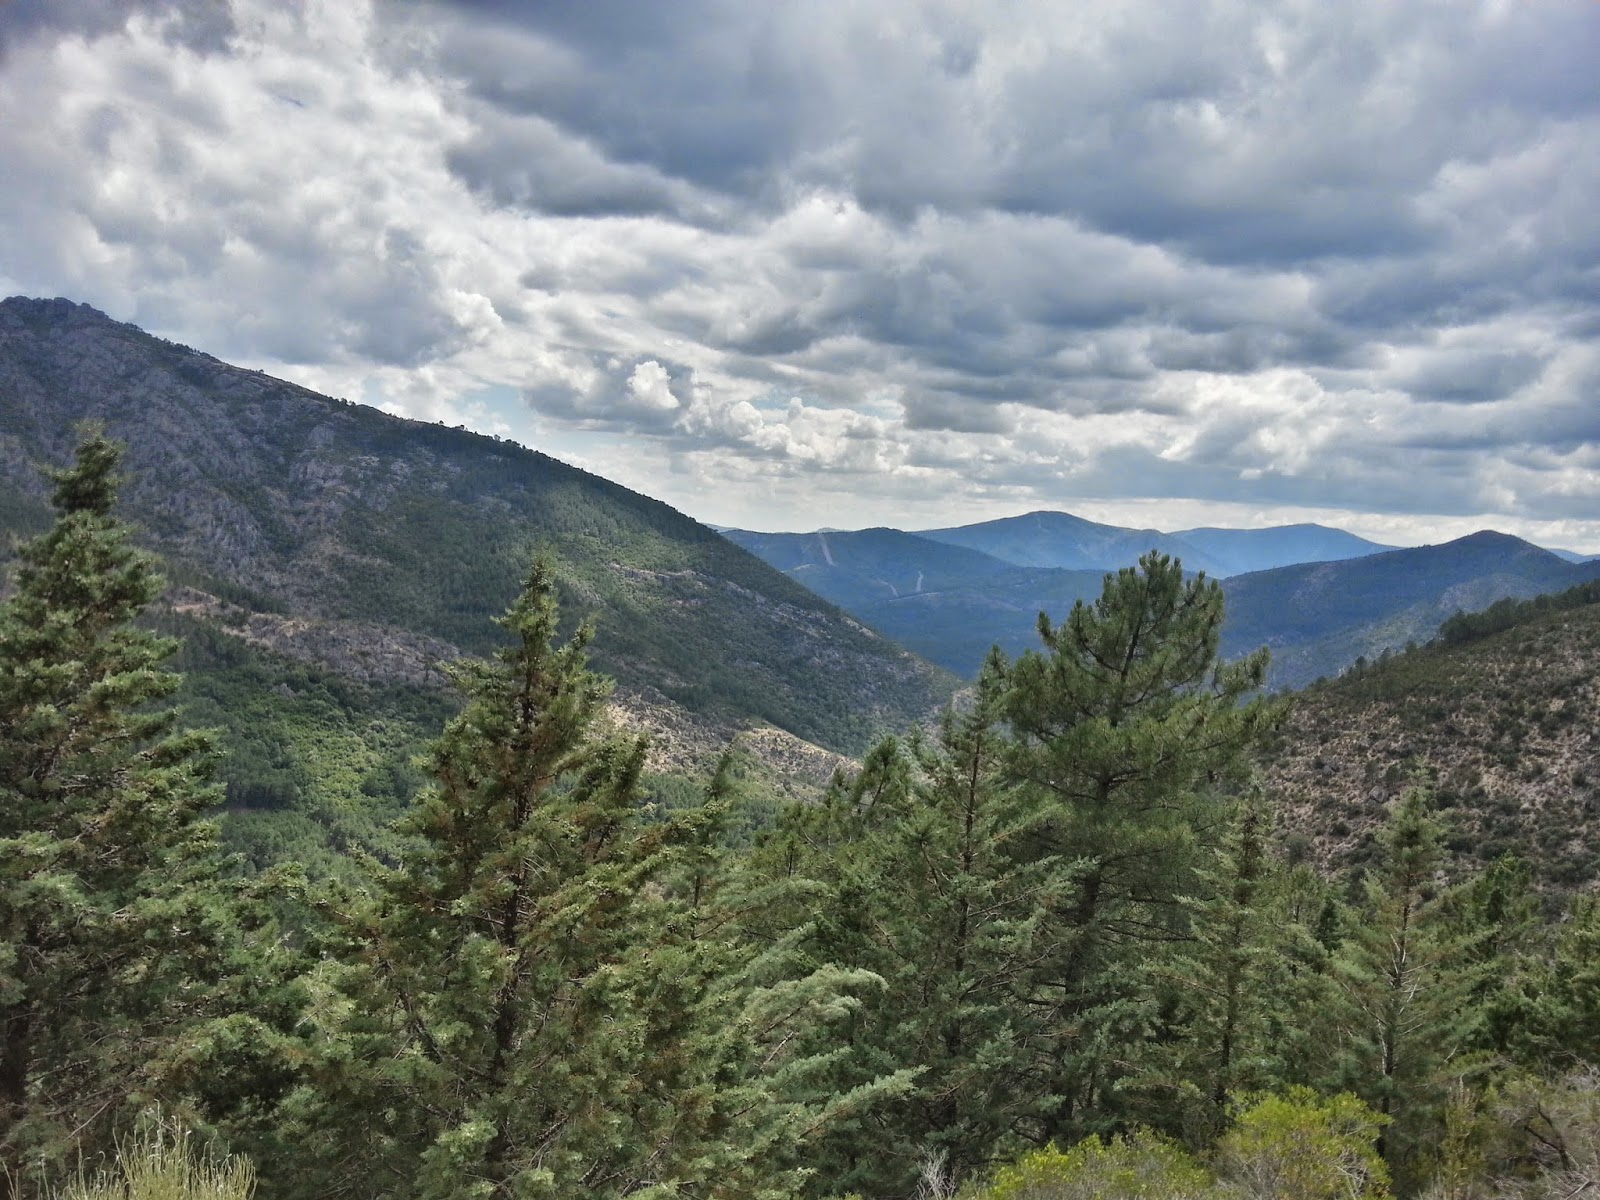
<box><xmin>55</xmin><ymin>1121</ymin><xmax>254</xmax><ymax>1200</ymax></box>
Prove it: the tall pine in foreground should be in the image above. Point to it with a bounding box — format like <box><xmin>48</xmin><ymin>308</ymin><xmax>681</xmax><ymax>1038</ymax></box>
<box><xmin>0</xmin><ymin>431</ymin><xmax>227</xmax><ymax>1194</ymax></box>
<box><xmin>290</xmin><ymin>562</ymin><xmax>873</xmax><ymax>1199</ymax></box>
<box><xmin>1000</xmin><ymin>551</ymin><xmax>1279</xmax><ymax>1140</ymax></box>
<box><xmin>1138</xmin><ymin>789</ymin><xmax>1294</xmax><ymax>1142</ymax></box>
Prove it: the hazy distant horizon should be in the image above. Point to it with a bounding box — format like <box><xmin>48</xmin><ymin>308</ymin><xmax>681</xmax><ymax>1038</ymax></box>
<box><xmin>703</xmin><ymin>509</ymin><xmax>1594</xmax><ymax>558</ymax></box>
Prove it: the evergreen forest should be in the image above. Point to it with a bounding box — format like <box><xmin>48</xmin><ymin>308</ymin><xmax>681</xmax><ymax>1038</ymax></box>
<box><xmin>10</xmin><ymin>432</ymin><xmax>1600</xmax><ymax>1200</ymax></box>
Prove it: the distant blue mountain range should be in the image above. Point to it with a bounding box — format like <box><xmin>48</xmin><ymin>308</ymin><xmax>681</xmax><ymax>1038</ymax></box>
<box><xmin>915</xmin><ymin>510</ymin><xmax>1392</xmax><ymax>577</ymax></box>
<box><xmin>723</xmin><ymin>516</ymin><xmax>1600</xmax><ymax>686</ymax></box>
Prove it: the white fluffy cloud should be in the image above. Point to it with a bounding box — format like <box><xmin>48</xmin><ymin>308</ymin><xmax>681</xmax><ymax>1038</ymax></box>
<box><xmin>0</xmin><ymin>0</ymin><xmax>1597</xmax><ymax>548</ymax></box>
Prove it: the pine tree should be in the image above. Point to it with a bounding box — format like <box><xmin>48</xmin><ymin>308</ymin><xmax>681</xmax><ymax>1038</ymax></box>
<box><xmin>1330</xmin><ymin>789</ymin><xmax>1486</xmax><ymax>1193</ymax></box>
<box><xmin>737</xmin><ymin>735</ymin><xmax>924</xmax><ymax>1196</ymax></box>
<box><xmin>998</xmin><ymin>551</ymin><xmax>1279</xmax><ymax>1139</ymax></box>
<box><xmin>1255</xmin><ymin>862</ymin><xmax>1347</xmax><ymax>1101</ymax></box>
<box><xmin>0</xmin><ymin>431</ymin><xmax>227</xmax><ymax>1193</ymax></box>
<box><xmin>291</xmin><ymin>562</ymin><xmax>888</xmax><ymax>1199</ymax></box>
<box><xmin>748</xmin><ymin>655</ymin><xmax>1084</xmax><ymax>1196</ymax></box>
<box><xmin>675</xmin><ymin>752</ymin><xmax>922</xmax><ymax>1200</ymax></box>
<box><xmin>884</xmin><ymin>655</ymin><xmax>1076</xmax><ymax>1186</ymax></box>
<box><xmin>1436</xmin><ymin>854</ymin><xmax>1540</xmax><ymax>1063</ymax></box>
<box><xmin>1509</xmin><ymin>891</ymin><xmax>1600</xmax><ymax>1070</ymax></box>
<box><xmin>1141</xmin><ymin>788</ymin><xmax>1298</xmax><ymax>1142</ymax></box>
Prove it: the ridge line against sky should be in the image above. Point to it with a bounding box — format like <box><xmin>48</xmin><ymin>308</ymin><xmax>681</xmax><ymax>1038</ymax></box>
<box><xmin>1</xmin><ymin>0</ymin><xmax>1596</xmax><ymax>551</ymax></box>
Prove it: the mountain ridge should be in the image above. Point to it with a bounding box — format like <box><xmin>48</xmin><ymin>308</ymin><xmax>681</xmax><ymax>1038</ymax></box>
<box><xmin>1169</xmin><ymin>521</ymin><xmax>1393</xmax><ymax>575</ymax></box>
<box><xmin>732</xmin><ymin>509</ymin><xmax>1408</xmax><ymax>582</ymax></box>
<box><xmin>726</xmin><ymin>514</ymin><xmax>1600</xmax><ymax>687</ymax></box>
<box><xmin>0</xmin><ymin>295</ymin><xmax>955</xmax><ymax>754</ymax></box>
<box><xmin>1220</xmin><ymin>531</ymin><xmax>1600</xmax><ymax>688</ymax></box>
<box><xmin>917</xmin><ymin>509</ymin><xmax>1230</xmax><ymax>576</ymax></box>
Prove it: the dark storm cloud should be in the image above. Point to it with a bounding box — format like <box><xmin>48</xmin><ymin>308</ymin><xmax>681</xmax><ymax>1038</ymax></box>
<box><xmin>1397</xmin><ymin>348</ymin><xmax>1549</xmax><ymax>406</ymax></box>
<box><xmin>0</xmin><ymin>0</ymin><xmax>233</xmax><ymax>58</ymax></box>
<box><xmin>900</xmin><ymin>393</ymin><xmax>1014</xmax><ymax>435</ymax></box>
<box><xmin>1145</xmin><ymin>327</ymin><xmax>1369</xmax><ymax>375</ymax></box>
<box><xmin>445</xmin><ymin>108</ymin><xmax>717</xmax><ymax>222</ymax></box>
<box><xmin>412</xmin><ymin>0</ymin><xmax>813</xmax><ymax>201</ymax></box>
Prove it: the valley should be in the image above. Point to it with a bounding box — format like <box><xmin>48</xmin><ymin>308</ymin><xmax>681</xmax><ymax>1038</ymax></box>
<box><xmin>5</xmin><ymin>296</ymin><xmax>1600</xmax><ymax>1200</ymax></box>
<box><xmin>5</xmin><ymin>296</ymin><xmax>1596</xmax><ymax>867</ymax></box>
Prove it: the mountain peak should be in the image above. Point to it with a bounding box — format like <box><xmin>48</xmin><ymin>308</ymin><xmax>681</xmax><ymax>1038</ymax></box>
<box><xmin>1</xmin><ymin>294</ymin><xmax>116</xmax><ymax>326</ymax></box>
<box><xmin>915</xmin><ymin>510</ymin><xmax>1230</xmax><ymax>576</ymax></box>
<box><xmin>1450</xmin><ymin>529</ymin><xmax>1534</xmax><ymax>549</ymax></box>
<box><xmin>1431</xmin><ymin>530</ymin><xmax>1563</xmax><ymax>564</ymax></box>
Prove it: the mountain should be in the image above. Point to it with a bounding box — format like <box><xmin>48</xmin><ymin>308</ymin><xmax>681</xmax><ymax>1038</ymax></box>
<box><xmin>1262</xmin><ymin>580</ymin><xmax>1600</xmax><ymax>887</ymax></box>
<box><xmin>0</xmin><ymin>297</ymin><xmax>954</xmax><ymax>756</ymax></box>
<box><xmin>720</xmin><ymin>527</ymin><xmax>1015</xmax><ymax>610</ymax></box>
<box><xmin>727</xmin><ymin>514</ymin><xmax>1600</xmax><ymax>689</ymax></box>
<box><xmin>849</xmin><ymin>567</ymin><xmax>1111</xmax><ymax>676</ymax></box>
<box><xmin>917</xmin><ymin>510</ymin><xmax>1229</xmax><ymax>576</ymax></box>
<box><xmin>921</xmin><ymin>511</ymin><xmax>1396</xmax><ymax>578</ymax></box>
<box><xmin>721</xmin><ymin>526</ymin><xmax>1106</xmax><ymax>675</ymax></box>
<box><xmin>1169</xmin><ymin>523</ymin><xmax>1392</xmax><ymax>576</ymax></box>
<box><xmin>1221</xmin><ymin>531</ymin><xmax>1600</xmax><ymax>690</ymax></box>
<box><xmin>1548</xmin><ymin>547</ymin><xmax>1599</xmax><ymax>564</ymax></box>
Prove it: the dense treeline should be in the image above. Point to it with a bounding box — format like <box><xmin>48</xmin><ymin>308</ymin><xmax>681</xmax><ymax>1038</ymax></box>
<box><xmin>1435</xmin><ymin>579</ymin><xmax>1600</xmax><ymax>647</ymax></box>
<box><xmin>7</xmin><ymin>435</ymin><xmax>1600</xmax><ymax>1199</ymax></box>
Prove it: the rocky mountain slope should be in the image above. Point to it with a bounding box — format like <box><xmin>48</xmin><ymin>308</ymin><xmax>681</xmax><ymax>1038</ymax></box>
<box><xmin>0</xmin><ymin>296</ymin><xmax>955</xmax><ymax>756</ymax></box>
<box><xmin>1262</xmin><ymin>583</ymin><xmax>1600</xmax><ymax>887</ymax></box>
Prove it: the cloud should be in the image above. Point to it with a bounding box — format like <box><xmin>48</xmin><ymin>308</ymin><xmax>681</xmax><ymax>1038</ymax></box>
<box><xmin>0</xmin><ymin>0</ymin><xmax>234</xmax><ymax>60</ymax></box>
<box><xmin>1</xmin><ymin>0</ymin><xmax>1597</xmax><ymax>549</ymax></box>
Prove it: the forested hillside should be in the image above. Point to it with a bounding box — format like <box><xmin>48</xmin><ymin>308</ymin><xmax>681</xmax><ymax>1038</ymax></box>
<box><xmin>1221</xmin><ymin>531</ymin><xmax>1600</xmax><ymax>689</ymax></box>
<box><xmin>0</xmin><ymin>297</ymin><xmax>954</xmax><ymax>757</ymax></box>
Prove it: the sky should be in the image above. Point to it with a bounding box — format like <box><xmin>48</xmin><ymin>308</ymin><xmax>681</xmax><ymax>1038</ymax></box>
<box><xmin>1</xmin><ymin>1</ymin><xmax>1597</xmax><ymax>549</ymax></box>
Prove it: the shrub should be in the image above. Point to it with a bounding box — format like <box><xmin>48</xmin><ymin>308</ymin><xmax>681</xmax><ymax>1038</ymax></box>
<box><xmin>1216</xmin><ymin>1089</ymin><xmax>1389</xmax><ymax>1200</ymax></box>
<box><xmin>1485</xmin><ymin>1069</ymin><xmax>1600</xmax><ymax>1199</ymax></box>
<box><xmin>972</xmin><ymin>1131</ymin><xmax>1214</xmax><ymax>1200</ymax></box>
